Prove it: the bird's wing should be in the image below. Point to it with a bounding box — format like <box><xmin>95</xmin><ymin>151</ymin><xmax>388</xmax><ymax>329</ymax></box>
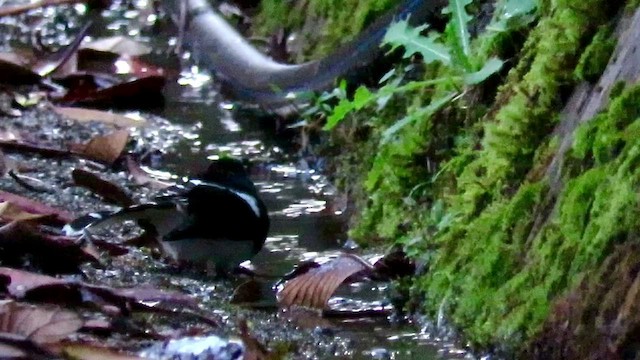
<box><xmin>163</xmin><ymin>181</ymin><xmax>263</xmax><ymax>242</ymax></box>
<box><xmin>63</xmin><ymin>201</ymin><xmax>185</xmax><ymax>237</ymax></box>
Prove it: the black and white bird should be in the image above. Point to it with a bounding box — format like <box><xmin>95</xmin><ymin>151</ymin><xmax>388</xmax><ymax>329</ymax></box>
<box><xmin>65</xmin><ymin>158</ymin><xmax>270</xmax><ymax>273</ymax></box>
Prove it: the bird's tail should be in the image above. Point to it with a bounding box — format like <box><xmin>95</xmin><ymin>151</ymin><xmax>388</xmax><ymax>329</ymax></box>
<box><xmin>63</xmin><ymin>203</ymin><xmax>180</xmax><ymax>236</ymax></box>
<box><xmin>63</xmin><ymin>210</ymin><xmax>120</xmax><ymax>236</ymax></box>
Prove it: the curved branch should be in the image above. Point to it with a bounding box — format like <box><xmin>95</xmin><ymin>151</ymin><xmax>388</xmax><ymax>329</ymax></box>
<box><xmin>163</xmin><ymin>0</ymin><xmax>446</xmax><ymax>104</ymax></box>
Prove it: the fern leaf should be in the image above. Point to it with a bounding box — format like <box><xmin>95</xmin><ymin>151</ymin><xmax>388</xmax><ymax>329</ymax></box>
<box><xmin>443</xmin><ymin>0</ymin><xmax>472</xmax><ymax>60</ymax></box>
<box><xmin>383</xmin><ymin>19</ymin><xmax>451</xmax><ymax>65</ymax></box>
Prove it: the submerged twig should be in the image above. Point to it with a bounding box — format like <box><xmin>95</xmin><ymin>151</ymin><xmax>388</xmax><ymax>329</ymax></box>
<box><xmin>8</xmin><ymin>170</ymin><xmax>52</xmax><ymax>193</ymax></box>
<box><xmin>0</xmin><ymin>140</ymin><xmax>73</xmax><ymax>158</ymax></box>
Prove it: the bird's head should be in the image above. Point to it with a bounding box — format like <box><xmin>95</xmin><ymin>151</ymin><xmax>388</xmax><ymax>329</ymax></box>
<box><xmin>199</xmin><ymin>157</ymin><xmax>256</xmax><ymax>193</ymax></box>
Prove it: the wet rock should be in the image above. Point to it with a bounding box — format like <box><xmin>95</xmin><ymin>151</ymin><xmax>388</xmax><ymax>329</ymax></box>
<box><xmin>367</xmin><ymin>347</ymin><xmax>392</xmax><ymax>359</ymax></box>
<box><xmin>139</xmin><ymin>335</ymin><xmax>244</xmax><ymax>360</ymax></box>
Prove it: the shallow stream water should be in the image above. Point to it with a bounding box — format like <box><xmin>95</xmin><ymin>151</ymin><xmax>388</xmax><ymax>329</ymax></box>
<box><xmin>155</xmin><ymin>81</ymin><xmax>469</xmax><ymax>359</ymax></box>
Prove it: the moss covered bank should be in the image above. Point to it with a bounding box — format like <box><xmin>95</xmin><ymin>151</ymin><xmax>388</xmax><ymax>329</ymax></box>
<box><xmin>254</xmin><ymin>0</ymin><xmax>640</xmax><ymax>357</ymax></box>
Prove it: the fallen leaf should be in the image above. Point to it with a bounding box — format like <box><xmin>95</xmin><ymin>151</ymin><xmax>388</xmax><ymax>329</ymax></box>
<box><xmin>81</xmin><ymin>36</ymin><xmax>152</xmax><ymax>57</ymax></box>
<box><xmin>125</xmin><ymin>156</ymin><xmax>172</xmax><ymax>190</ymax></box>
<box><xmin>53</xmin><ymin>72</ymin><xmax>118</xmax><ymax>95</ymax></box>
<box><xmin>62</xmin><ymin>344</ymin><xmax>144</xmax><ymax>360</ymax></box>
<box><xmin>60</xmin><ymin>75</ymin><xmax>165</xmax><ymax>108</ymax></box>
<box><xmin>0</xmin><ymin>59</ymin><xmax>41</xmax><ymax>85</ymax></box>
<box><xmin>74</xmin><ymin>130</ymin><xmax>129</xmax><ymax>165</ymax></box>
<box><xmin>0</xmin><ymin>191</ymin><xmax>74</xmax><ymax>225</ymax></box>
<box><xmin>0</xmin><ymin>202</ymin><xmax>48</xmax><ymax>221</ymax></box>
<box><xmin>0</xmin><ymin>267</ymin><xmax>198</xmax><ymax>313</ymax></box>
<box><xmin>0</xmin><ymin>332</ymin><xmax>57</xmax><ymax>359</ymax></box>
<box><xmin>0</xmin><ymin>140</ymin><xmax>74</xmax><ymax>160</ymax></box>
<box><xmin>277</xmin><ymin>254</ymin><xmax>373</xmax><ymax>309</ymax></box>
<box><xmin>0</xmin><ymin>221</ymin><xmax>100</xmax><ymax>273</ymax></box>
<box><xmin>72</xmin><ymin>168</ymin><xmax>134</xmax><ymax>207</ymax></box>
<box><xmin>0</xmin><ymin>269</ymin><xmax>66</xmax><ymax>298</ymax></box>
<box><xmin>54</xmin><ymin>107</ymin><xmax>146</xmax><ymax>128</ymax></box>
<box><xmin>0</xmin><ymin>301</ymin><xmax>83</xmax><ymax>344</ymax></box>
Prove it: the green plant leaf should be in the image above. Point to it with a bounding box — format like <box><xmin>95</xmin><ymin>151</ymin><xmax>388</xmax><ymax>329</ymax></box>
<box><xmin>487</xmin><ymin>0</ymin><xmax>537</xmax><ymax>32</ymax></box>
<box><xmin>443</xmin><ymin>0</ymin><xmax>472</xmax><ymax>58</ymax></box>
<box><xmin>322</xmin><ymin>86</ymin><xmax>373</xmax><ymax>130</ymax></box>
<box><xmin>383</xmin><ymin>19</ymin><xmax>451</xmax><ymax>65</ymax></box>
<box><xmin>502</xmin><ymin>0</ymin><xmax>536</xmax><ymax>19</ymax></box>
<box><xmin>353</xmin><ymin>86</ymin><xmax>373</xmax><ymax>110</ymax></box>
<box><xmin>464</xmin><ymin>57</ymin><xmax>503</xmax><ymax>84</ymax></box>
<box><xmin>380</xmin><ymin>92</ymin><xmax>458</xmax><ymax>144</ymax></box>
<box><xmin>323</xmin><ymin>98</ymin><xmax>354</xmax><ymax>130</ymax></box>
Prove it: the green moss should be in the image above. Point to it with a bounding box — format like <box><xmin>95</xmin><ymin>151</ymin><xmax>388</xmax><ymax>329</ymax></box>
<box><xmin>574</xmin><ymin>26</ymin><xmax>616</xmax><ymax>83</ymax></box>
<box><xmin>610</xmin><ymin>80</ymin><xmax>627</xmax><ymax>98</ymax></box>
<box><xmin>455</xmin><ymin>0</ymin><xmax>615</xmax><ymax>213</ymax></box>
<box><xmin>289</xmin><ymin>0</ymin><xmax>633</xmax><ymax>352</ymax></box>
<box><xmin>414</xmin><ymin>82</ymin><xmax>640</xmax><ymax>349</ymax></box>
<box><xmin>626</xmin><ymin>0</ymin><xmax>640</xmax><ymax>11</ymax></box>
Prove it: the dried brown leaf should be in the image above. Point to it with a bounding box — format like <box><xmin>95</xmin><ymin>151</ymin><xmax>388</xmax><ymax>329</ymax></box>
<box><xmin>54</xmin><ymin>107</ymin><xmax>146</xmax><ymax>128</ymax></box>
<box><xmin>0</xmin><ymin>59</ymin><xmax>41</xmax><ymax>85</ymax></box>
<box><xmin>59</xmin><ymin>75</ymin><xmax>165</xmax><ymax>108</ymax></box>
<box><xmin>0</xmin><ymin>332</ymin><xmax>56</xmax><ymax>360</ymax></box>
<box><xmin>0</xmin><ymin>301</ymin><xmax>82</xmax><ymax>344</ymax></box>
<box><xmin>62</xmin><ymin>344</ymin><xmax>143</xmax><ymax>360</ymax></box>
<box><xmin>76</xmin><ymin>130</ymin><xmax>129</xmax><ymax>165</ymax></box>
<box><xmin>0</xmin><ymin>221</ymin><xmax>100</xmax><ymax>273</ymax></box>
<box><xmin>0</xmin><ymin>202</ymin><xmax>47</xmax><ymax>222</ymax></box>
<box><xmin>72</xmin><ymin>168</ymin><xmax>134</xmax><ymax>207</ymax></box>
<box><xmin>277</xmin><ymin>254</ymin><xmax>372</xmax><ymax>310</ymax></box>
<box><xmin>0</xmin><ymin>191</ymin><xmax>73</xmax><ymax>225</ymax></box>
<box><xmin>0</xmin><ymin>267</ymin><xmax>197</xmax><ymax>312</ymax></box>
